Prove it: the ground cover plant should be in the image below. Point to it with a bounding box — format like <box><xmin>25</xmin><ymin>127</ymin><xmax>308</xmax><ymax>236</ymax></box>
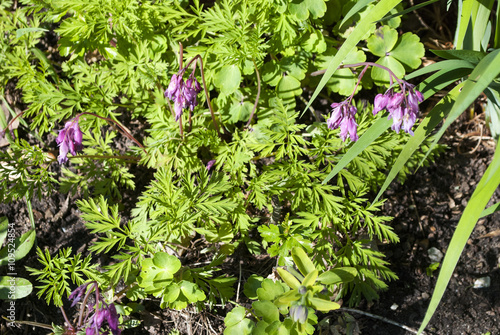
<box><xmin>1</xmin><ymin>0</ymin><xmax>499</xmax><ymax>334</ymax></box>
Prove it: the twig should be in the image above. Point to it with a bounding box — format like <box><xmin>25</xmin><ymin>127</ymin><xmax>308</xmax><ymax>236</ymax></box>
<box><xmin>338</xmin><ymin>307</ymin><xmax>424</xmax><ymax>335</ymax></box>
<box><xmin>236</xmin><ymin>261</ymin><xmax>242</xmax><ymax>303</ymax></box>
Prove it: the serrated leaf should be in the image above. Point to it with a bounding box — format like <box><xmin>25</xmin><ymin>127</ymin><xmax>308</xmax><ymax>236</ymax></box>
<box><xmin>229</xmin><ymin>101</ymin><xmax>253</xmax><ymax>123</ymax></box>
<box><xmin>0</xmin><ymin>229</ymin><xmax>36</xmax><ymax>266</ymax></box>
<box><xmin>256</xmin><ymin>279</ymin><xmax>285</xmax><ymax>301</ymax></box>
<box><xmin>306</xmin><ymin>0</ymin><xmax>328</xmax><ymax>18</ymax></box>
<box><xmin>215</xmin><ymin>65</ymin><xmax>241</xmax><ymax>95</ymax></box>
<box><xmin>301</xmin><ymin>30</ymin><xmax>327</xmax><ymax>53</ymax></box>
<box><xmin>0</xmin><ymin>276</ymin><xmax>32</xmax><ymax>299</ymax></box>
<box><xmin>390</xmin><ymin>32</ymin><xmax>425</xmax><ymax>69</ymax></box>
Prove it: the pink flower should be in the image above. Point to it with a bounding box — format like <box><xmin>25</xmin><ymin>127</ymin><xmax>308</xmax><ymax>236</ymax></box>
<box><xmin>56</xmin><ymin>118</ymin><xmax>83</xmax><ymax>164</ymax></box>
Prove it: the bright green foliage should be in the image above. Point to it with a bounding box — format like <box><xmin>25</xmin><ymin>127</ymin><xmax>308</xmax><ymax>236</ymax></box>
<box><xmin>0</xmin><ymin>0</ymin><xmax>441</xmax><ymax>333</ymax></box>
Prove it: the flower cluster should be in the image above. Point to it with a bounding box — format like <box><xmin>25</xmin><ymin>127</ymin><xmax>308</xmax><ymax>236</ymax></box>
<box><xmin>373</xmin><ymin>82</ymin><xmax>424</xmax><ymax>135</ymax></box>
<box><xmin>68</xmin><ymin>282</ymin><xmax>121</xmax><ymax>335</ymax></box>
<box><xmin>165</xmin><ymin>70</ymin><xmax>202</xmax><ymax>121</ymax></box>
<box><xmin>56</xmin><ymin>117</ymin><xmax>83</xmax><ymax>164</ymax></box>
<box><xmin>327</xmin><ymin>101</ymin><xmax>359</xmax><ymax>142</ymax></box>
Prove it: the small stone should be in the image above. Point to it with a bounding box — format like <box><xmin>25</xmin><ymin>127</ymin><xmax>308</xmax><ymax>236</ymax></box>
<box><xmin>473</xmin><ymin>277</ymin><xmax>491</xmax><ymax>288</ymax></box>
<box><xmin>390</xmin><ymin>303</ymin><xmax>398</xmax><ymax>310</ymax></box>
<box><xmin>421</xmin><ymin>292</ymin><xmax>430</xmax><ymax>300</ymax></box>
<box><xmin>427</xmin><ymin>247</ymin><xmax>444</xmax><ymax>263</ymax></box>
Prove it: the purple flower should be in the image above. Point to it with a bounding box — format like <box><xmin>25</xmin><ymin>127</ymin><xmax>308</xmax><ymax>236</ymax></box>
<box><xmin>165</xmin><ymin>69</ymin><xmax>201</xmax><ymax>122</ymax></box>
<box><xmin>56</xmin><ymin>118</ymin><xmax>83</xmax><ymax>164</ymax></box>
<box><xmin>206</xmin><ymin>160</ymin><xmax>216</xmax><ymax>171</ymax></box>
<box><xmin>327</xmin><ymin>101</ymin><xmax>358</xmax><ymax>142</ymax></box>
<box><xmin>373</xmin><ymin>93</ymin><xmax>389</xmax><ymax>115</ymax></box>
<box><xmin>69</xmin><ymin>283</ymin><xmax>91</xmax><ymax>307</ymax></box>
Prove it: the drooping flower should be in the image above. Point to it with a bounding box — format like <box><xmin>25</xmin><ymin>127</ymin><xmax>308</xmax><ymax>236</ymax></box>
<box><xmin>56</xmin><ymin>118</ymin><xmax>83</xmax><ymax>164</ymax></box>
<box><xmin>289</xmin><ymin>304</ymin><xmax>308</xmax><ymax>324</ymax></box>
<box><xmin>372</xmin><ymin>81</ymin><xmax>424</xmax><ymax>136</ymax></box>
<box><xmin>165</xmin><ymin>69</ymin><xmax>202</xmax><ymax>122</ymax></box>
<box><xmin>327</xmin><ymin>101</ymin><xmax>359</xmax><ymax>142</ymax></box>
<box><xmin>206</xmin><ymin>160</ymin><xmax>216</xmax><ymax>171</ymax></box>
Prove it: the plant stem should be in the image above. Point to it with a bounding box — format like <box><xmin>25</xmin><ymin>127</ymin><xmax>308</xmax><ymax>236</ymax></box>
<box><xmin>25</xmin><ymin>195</ymin><xmax>35</xmax><ymax>230</ymax></box>
<box><xmin>60</xmin><ymin>307</ymin><xmax>74</xmax><ymax>331</ymax></box>
<box><xmin>246</xmin><ymin>58</ymin><xmax>261</xmax><ymax>127</ymax></box>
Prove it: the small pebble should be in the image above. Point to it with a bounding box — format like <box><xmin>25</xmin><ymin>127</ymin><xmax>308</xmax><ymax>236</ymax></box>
<box><xmin>428</xmin><ymin>247</ymin><xmax>444</xmax><ymax>263</ymax></box>
<box><xmin>390</xmin><ymin>303</ymin><xmax>398</xmax><ymax>310</ymax></box>
<box><xmin>421</xmin><ymin>292</ymin><xmax>430</xmax><ymax>300</ymax></box>
<box><xmin>473</xmin><ymin>277</ymin><xmax>491</xmax><ymax>288</ymax></box>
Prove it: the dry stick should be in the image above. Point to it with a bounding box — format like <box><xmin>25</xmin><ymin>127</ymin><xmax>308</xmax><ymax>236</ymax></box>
<box><xmin>236</xmin><ymin>261</ymin><xmax>242</xmax><ymax>303</ymax></box>
<box><xmin>246</xmin><ymin>58</ymin><xmax>261</xmax><ymax>127</ymax></box>
<box><xmin>338</xmin><ymin>307</ymin><xmax>424</xmax><ymax>335</ymax></box>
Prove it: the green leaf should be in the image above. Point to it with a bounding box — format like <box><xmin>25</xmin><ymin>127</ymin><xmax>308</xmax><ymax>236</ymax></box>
<box><xmin>367</xmin><ymin>26</ymin><xmax>398</xmax><ymax>57</ymax></box>
<box><xmin>303</xmin><ymin>0</ymin><xmax>403</xmax><ymax>115</ymax></box>
<box><xmin>253</xmin><ymin>300</ymin><xmax>280</xmax><ymax>323</ymax></box>
<box><xmin>276</xmin><ymin>268</ymin><xmax>301</xmax><ymax>290</ymax></box>
<box><xmin>302</xmin><ymin>270</ymin><xmax>318</xmax><ymax>287</ymax></box>
<box><xmin>229</xmin><ymin>101</ymin><xmax>253</xmax><ymax>123</ymax></box>
<box><xmin>301</xmin><ymin>30</ymin><xmax>327</xmax><ymax>53</ymax></box>
<box><xmin>292</xmin><ymin>247</ymin><xmax>316</xmax><ymax>277</ymax></box>
<box><xmin>390</xmin><ymin>32</ymin><xmax>425</xmax><ymax>69</ymax></box>
<box><xmin>373</xmin><ymin>83</ymin><xmax>465</xmax><ymax>203</ymax></box>
<box><xmin>276</xmin><ymin>75</ymin><xmax>302</xmax><ymax>100</ymax></box>
<box><xmin>317</xmin><ymin>267</ymin><xmax>358</xmax><ymax>285</ymax></box>
<box><xmin>262</xmin><ymin>60</ymin><xmax>281</xmax><ymax>86</ymax></box>
<box><xmin>215</xmin><ymin>65</ymin><xmax>242</xmax><ymax>95</ymax></box>
<box><xmin>376</xmin><ymin>0</ymin><xmax>440</xmax><ymax>23</ymax></box>
<box><xmin>371</xmin><ymin>56</ymin><xmax>405</xmax><ymax>85</ymax></box>
<box><xmin>423</xmin><ymin>49</ymin><xmax>500</xmax><ymax>164</ymax></box>
<box><xmin>224</xmin><ymin>306</ymin><xmax>254</xmax><ymax>335</ymax></box>
<box><xmin>256</xmin><ymin>279</ymin><xmax>286</xmax><ymax>301</ymax></box>
<box><xmin>340</xmin><ymin>0</ymin><xmax>375</xmax><ymax>27</ymax></box>
<box><xmin>308</xmin><ymin>297</ymin><xmax>340</xmax><ymax>311</ymax></box>
<box><xmin>0</xmin><ymin>217</ymin><xmax>8</xmax><ymax>247</ymax></box>
<box><xmin>430</xmin><ymin>49</ymin><xmax>487</xmax><ymax>64</ymax></box>
<box><xmin>243</xmin><ymin>274</ymin><xmax>264</xmax><ymax>300</ymax></box>
<box><xmin>0</xmin><ymin>229</ymin><xmax>36</xmax><ymax>266</ymax></box>
<box><xmin>322</xmin><ymin>117</ymin><xmax>392</xmax><ymax>184</ymax></box>
<box><xmin>179</xmin><ymin>280</ymin><xmax>206</xmax><ymax>302</ymax></box>
<box><xmin>418</xmin><ymin>142</ymin><xmax>500</xmax><ymax>334</ymax></box>
<box><xmin>16</xmin><ymin>27</ymin><xmax>48</xmax><ymax>39</ymax></box>
<box><xmin>0</xmin><ymin>276</ymin><xmax>32</xmax><ymax>299</ymax></box>
<box><xmin>162</xmin><ymin>283</ymin><xmax>180</xmax><ymax>303</ymax></box>
<box><xmin>153</xmin><ymin>252</ymin><xmax>181</xmax><ymax>278</ymax></box>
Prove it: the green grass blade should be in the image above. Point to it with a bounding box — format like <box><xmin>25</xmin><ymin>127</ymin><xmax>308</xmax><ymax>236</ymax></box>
<box><xmin>375</xmin><ymin>0</ymin><xmax>440</xmax><ymax>23</ymax></box>
<box><xmin>322</xmin><ymin>117</ymin><xmax>392</xmax><ymax>184</ymax></box>
<box><xmin>302</xmin><ymin>0</ymin><xmax>403</xmax><ymax>117</ymax></box>
<box><xmin>373</xmin><ymin>82</ymin><xmax>465</xmax><ymax>203</ymax></box>
<box><xmin>421</xmin><ymin>48</ymin><xmax>500</xmax><ymax>165</ymax></box>
<box><xmin>455</xmin><ymin>0</ymin><xmax>474</xmax><ymax>49</ymax></box>
<box><xmin>418</xmin><ymin>142</ymin><xmax>500</xmax><ymax>334</ymax></box>
<box><xmin>480</xmin><ymin>201</ymin><xmax>500</xmax><ymax>218</ymax></box>
<box><xmin>404</xmin><ymin>59</ymin><xmax>474</xmax><ymax>80</ymax></box>
<box><xmin>471</xmin><ymin>0</ymin><xmax>494</xmax><ymax>51</ymax></box>
<box><xmin>494</xmin><ymin>1</ymin><xmax>500</xmax><ymax>48</ymax></box>
<box><xmin>340</xmin><ymin>0</ymin><xmax>375</xmax><ymax>28</ymax></box>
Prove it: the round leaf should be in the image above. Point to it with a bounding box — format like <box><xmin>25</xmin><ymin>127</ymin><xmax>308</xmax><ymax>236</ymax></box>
<box><xmin>0</xmin><ymin>276</ymin><xmax>32</xmax><ymax>299</ymax></box>
<box><xmin>367</xmin><ymin>26</ymin><xmax>398</xmax><ymax>57</ymax></box>
<box><xmin>371</xmin><ymin>56</ymin><xmax>405</xmax><ymax>86</ymax></box>
<box><xmin>214</xmin><ymin>65</ymin><xmax>241</xmax><ymax>95</ymax></box>
<box><xmin>390</xmin><ymin>32</ymin><xmax>425</xmax><ymax>69</ymax></box>
<box><xmin>276</xmin><ymin>75</ymin><xmax>302</xmax><ymax>100</ymax></box>
<box><xmin>153</xmin><ymin>252</ymin><xmax>181</xmax><ymax>275</ymax></box>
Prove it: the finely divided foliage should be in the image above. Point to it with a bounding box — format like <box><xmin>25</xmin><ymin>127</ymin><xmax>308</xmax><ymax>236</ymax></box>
<box><xmin>0</xmin><ymin>0</ymin><xmax>470</xmax><ymax>334</ymax></box>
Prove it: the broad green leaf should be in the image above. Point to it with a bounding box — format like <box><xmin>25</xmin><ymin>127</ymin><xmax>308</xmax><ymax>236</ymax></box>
<box><xmin>418</xmin><ymin>142</ymin><xmax>500</xmax><ymax>334</ymax></box>
<box><xmin>373</xmin><ymin>83</ymin><xmax>465</xmax><ymax>203</ymax></box>
<box><xmin>243</xmin><ymin>274</ymin><xmax>264</xmax><ymax>300</ymax></box>
<box><xmin>256</xmin><ymin>279</ymin><xmax>286</xmax><ymax>301</ymax></box>
<box><xmin>371</xmin><ymin>56</ymin><xmax>405</xmax><ymax>85</ymax></box>
<box><xmin>253</xmin><ymin>300</ymin><xmax>280</xmax><ymax>323</ymax></box>
<box><xmin>303</xmin><ymin>0</ymin><xmax>403</xmax><ymax>116</ymax></box>
<box><xmin>0</xmin><ymin>217</ymin><xmax>8</xmax><ymax>247</ymax></box>
<box><xmin>301</xmin><ymin>30</ymin><xmax>327</xmax><ymax>53</ymax></box>
<box><xmin>224</xmin><ymin>306</ymin><xmax>254</xmax><ymax>335</ymax></box>
<box><xmin>317</xmin><ymin>267</ymin><xmax>358</xmax><ymax>285</ymax></box>
<box><xmin>480</xmin><ymin>201</ymin><xmax>500</xmax><ymax>218</ymax></box>
<box><xmin>423</xmin><ymin>48</ymin><xmax>500</xmax><ymax>163</ymax></box>
<box><xmin>390</xmin><ymin>32</ymin><xmax>425</xmax><ymax>69</ymax></box>
<box><xmin>276</xmin><ymin>268</ymin><xmax>301</xmax><ymax>290</ymax></box>
<box><xmin>0</xmin><ymin>229</ymin><xmax>36</xmax><ymax>266</ymax></box>
<box><xmin>306</xmin><ymin>0</ymin><xmax>328</xmax><ymax>18</ymax></box>
<box><xmin>179</xmin><ymin>280</ymin><xmax>206</xmax><ymax>302</ymax></box>
<box><xmin>0</xmin><ymin>276</ymin><xmax>32</xmax><ymax>299</ymax></box>
<box><xmin>292</xmin><ymin>247</ymin><xmax>316</xmax><ymax>276</ymax></box>
<box><xmin>276</xmin><ymin>75</ymin><xmax>302</xmax><ymax>100</ymax></box>
<box><xmin>152</xmin><ymin>252</ymin><xmax>181</xmax><ymax>277</ymax></box>
<box><xmin>367</xmin><ymin>26</ymin><xmax>398</xmax><ymax>57</ymax></box>
<box><xmin>308</xmin><ymin>297</ymin><xmax>340</xmax><ymax>311</ymax></box>
<box><xmin>302</xmin><ymin>269</ymin><xmax>318</xmax><ymax>287</ymax></box>
<box><xmin>455</xmin><ymin>0</ymin><xmax>474</xmax><ymax>49</ymax></box>
<box><xmin>214</xmin><ymin>65</ymin><xmax>241</xmax><ymax>95</ymax></box>
<box><xmin>261</xmin><ymin>61</ymin><xmax>281</xmax><ymax>86</ymax></box>
<box><xmin>161</xmin><ymin>283</ymin><xmax>180</xmax><ymax>303</ymax></box>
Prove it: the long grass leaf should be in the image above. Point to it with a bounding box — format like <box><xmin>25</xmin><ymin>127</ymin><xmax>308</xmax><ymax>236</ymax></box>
<box><xmin>455</xmin><ymin>0</ymin><xmax>474</xmax><ymax>49</ymax></box>
<box><xmin>418</xmin><ymin>142</ymin><xmax>500</xmax><ymax>334</ymax></box>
